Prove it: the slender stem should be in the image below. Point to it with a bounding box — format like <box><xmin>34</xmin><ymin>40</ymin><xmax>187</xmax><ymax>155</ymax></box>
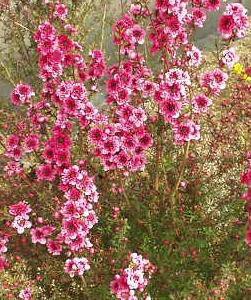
<box><xmin>14</xmin><ymin>21</ymin><xmax>33</xmax><ymax>33</ymax></box>
<box><xmin>170</xmin><ymin>141</ymin><xmax>190</xmax><ymax>206</ymax></box>
<box><xmin>120</xmin><ymin>0</ymin><xmax>123</xmax><ymax>14</ymax></box>
<box><xmin>0</xmin><ymin>59</ymin><xmax>15</xmax><ymax>86</ymax></box>
<box><xmin>118</xmin><ymin>45</ymin><xmax>121</xmax><ymax>67</ymax></box>
<box><xmin>0</xmin><ymin>140</ymin><xmax>7</xmax><ymax>151</ymax></box>
<box><xmin>100</xmin><ymin>3</ymin><xmax>107</xmax><ymax>51</ymax></box>
<box><xmin>120</xmin><ymin>177</ymin><xmax>130</xmax><ymax>206</ymax></box>
<box><xmin>154</xmin><ymin>122</ymin><xmax>164</xmax><ymax>192</ymax></box>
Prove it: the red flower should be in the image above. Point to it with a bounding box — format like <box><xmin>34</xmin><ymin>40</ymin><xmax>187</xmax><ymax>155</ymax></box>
<box><xmin>218</xmin><ymin>15</ymin><xmax>235</xmax><ymax>38</ymax></box>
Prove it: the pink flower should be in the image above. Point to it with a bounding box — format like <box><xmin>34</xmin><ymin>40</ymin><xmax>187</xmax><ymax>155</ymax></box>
<box><xmin>126</xmin><ymin>268</ymin><xmax>145</xmax><ymax>290</ymax></box>
<box><xmin>11</xmin><ymin>84</ymin><xmax>35</xmax><ymax>106</ymax></box>
<box><xmin>43</xmin><ymin>147</ymin><xmax>55</xmax><ymax>163</ymax></box>
<box><xmin>12</xmin><ymin>216</ymin><xmax>32</xmax><ymax>234</ymax></box>
<box><xmin>65</xmin><ymin>187</ymin><xmax>82</xmax><ymax>201</ymax></box>
<box><xmin>34</xmin><ymin>22</ymin><xmax>56</xmax><ymax>42</ymax></box>
<box><xmin>60</xmin><ymin>200</ymin><xmax>80</xmax><ymax>218</ymax></box>
<box><xmin>173</xmin><ymin>120</ymin><xmax>201</xmax><ymax>144</ymax></box>
<box><xmin>138</xmin><ymin>134</ymin><xmax>153</xmax><ymax>150</ymax></box>
<box><xmin>61</xmin><ymin>165</ymin><xmax>82</xmax><ymax>185</ymax></box>
<box><xmin>47</xmin><ymin>239</ymin><xmax>63</xmax><ymax>256</ymax></box>
<box><xmin>186</xmin><ymin>45</ymin><xmax>202</xmax><ymax>67</ymax></box>
<box><xmin>221</xmin><ymin>47</ymin><xmax>239</xmax><ymax>69</ymax></box>
<box><xmin>30</xmin><ymin>226</ymin><xmax>54</xmax><ymax>244</ymax></box>
<box><xmin>159</xmin><ymin>99</ymin><xmax>182</xmax><ymax>121</ymax></box>
<box><xmin>89</xmin><ymin>127</ymin><xmax>105</xmax><ymax>143</ymax></box>
<box><xmin>129</xmin><ymin>154</ymin><xmax>146</xmax><ymax>172</ymax></box>
<box><xmin>110</xmin><ymin>253</ymin><xmax>155</xmax><ymax>299</ymax></box>
<box><xmin>54</xmin><ymin>3</ymin><xmax>68</xmax><ymax>20</ymax></box>
<box><xmin>6</xmin><ymin>134</ymin><xmax>21</xmax><ymax>149</ymax></box>
<box><xmin>64</xmin><ymin>257</ymin><xmax>90</xmax><ymax>277</ymax></box>
<box><xmin>65</xmin><ymin>234</ymin><xmax>87</xmax><ymax>252</ymax></box>
<box><xmin>201</xmin><ymin>69</ymin><xmax>228</xmax><ymax>94</ymax></box>
<box><xmin>192</xmin><ymin>8</ymin><xmax>207</xmax><ymax>28</ymax></box>
<box><xmin>55</xmin><ymin>149</ymin><xmax>71</xmax><ymax>166</ymax></box>
<box><xmin>204</xmin><ymin>0</ymin><xmax>221</xmax><ymax>11</ymax></box>
<box><xmin>218</xmin><ymin>15</ymin><xmax>235</xmax><ymax>38</ymax></box>
<box><xmin>6</xmin><ymin>147</ymin><xmax>23</xmax><ymax>161</ymax></box>
<box><xmin>36</xmin><ymin>164</ymin><xmax>56</xmax><ymax>181</ymax></box>
<box><xmin>58</xmin><ymin>34</ymin><xmax>75</xmax><ymax>52</ymax></box>
<box><xmin>218</xmin><ymin>4</ymin><xmax>249</xmax><ymax>39</ymax></box>
<box><xmin>9</xmin><ymin>201</ymin><xmax>32</xmax><ymax>217</ymax></box>
<box><xmin>110</xmin><ymin>274</ymin><xmax>130</xmax><ymax>299</ymax></box>
<box><xmin>211</xmin><ymin>68</ymin><xmax>228</xmax><ymax>90</ymax></box>
<box><xmin>19</xmin><ymin>287</ymin><xmax>32</xmax><ymax>300</ymax></box>
<box><xmin>51</xmin><ymin>130</ymin><xmax>72</xmax><ymax>149</ymax></box>
<box><xmin>24</xmin><ymin>134</ymin><xmax>40</xmax><ymax>153</ymax></box>
<box><xmin>192</xmin><ymin>94</ymin><xmax>212</xmax><ymax>113</ymax></box>
<box><xmin>125</xmin><ymin>24</ymin><xmax>146</xmax><ymax>45</ymax></box>
<box><xmin>62</xmin><ymin>218</ymin><xmax>83</xmax><ymax>240</ymax></box>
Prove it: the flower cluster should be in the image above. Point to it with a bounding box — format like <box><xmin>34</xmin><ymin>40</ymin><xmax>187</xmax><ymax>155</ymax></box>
<box><xmin>88</xmin><ymin>50</ymin><xmax>106</xmax><ymax>80</ymax></box>
<box><xmin>54</xmin><ymin>80</ymin><xmax>99</xmax><ymax>128</ymax></box>
<box><xmin>110</xmin><ymin>253</ymin><xmax>155</xmax><ymax>300</ymax></box>
<box><xmin>154</xmin><ymin>68</ymin><xmax>191</xmax><ymax>122</ymax></box>
<box><xmin>9</xmin><ymin>201</ymin><xmax>32</xmax><ymax>234</ymax></box>
<box><xmin>5</xmin><ymin>132</ymin><xmax>40</xmax><ymax>164</ymax></box>
<box><xmin>106</xmin><ymin>59</ymin><xmax>154</xmax><ymax>106</ymax></box>
<box><xmin>3</xmin><ymin>2</ymin><xmax>102</xmax><ymax>279</ymax></box>
<box><xmin>150</xmin><ymin>0</ymin><xmax>189</xmax><ymax>53</ymax></box>
<box><xmin>218</xmin><ymin>3</ymin><xmax>249</xmax><ymax>39</ymax></box>
<box><xmin>34</xmin><ymin>18</ymin><xmax>87</xmax><ymax>82</ymax></box>
<box><xmin>173</xmin><ymin>119</ymin><xmax>200</xmax><ymax>144</ymax></box>
<box><xmin>58</xmin><ymin>164</ymin><xmax>99</xmax><ymax>255</ymax></box>
<box><xmin>241</xmin><ymin>152</ymin><xmax>251</xmax><ymax>247</ymax></box>
<box><xmin>200</xmin><ymin>68</ymin><xmax>228</xmax><ymax>95</ymax></box>
<box><xmin>11</xmin><ymin>84</ymin><xmax>35</xmax><ymax>106</ymax></box>
<box><xmin>21</xmin><ymin>163</ymin><xmax>99</xmax><ymax>276</ymax></box>
<box><xmin>6</xmin><ymin>164</ymin><xmax>99</xmax><ymax>277</ymax></box>
<box><xmin>89</xmin><ymin>108</ymin><xmax>152</xmax><ymax>172</ymax></box>
<box><xmin>89</xmin><ymin>57</ymin><xmax>153</xmax><ymax>171</ymax></box>
<box><xmin>64</xmin><ymin>257</ymin><xmax>90</xmax><ymax>278</ymax></box>
<box><xmin>150</xmin><ymin>0</ymin><xmax>221</xmax><ymax>54</ymax></box>
<box><xmin>113</xmin><ymin>13</ymin><xmax>146</xmax><ymax>58</ymax></box>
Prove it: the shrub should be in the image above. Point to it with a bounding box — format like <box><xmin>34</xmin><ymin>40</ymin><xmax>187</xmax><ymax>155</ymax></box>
<box><xmin>0</xmin><ymin>1</ymin><xmax>250</xmax><ymax>299</ymax></box>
